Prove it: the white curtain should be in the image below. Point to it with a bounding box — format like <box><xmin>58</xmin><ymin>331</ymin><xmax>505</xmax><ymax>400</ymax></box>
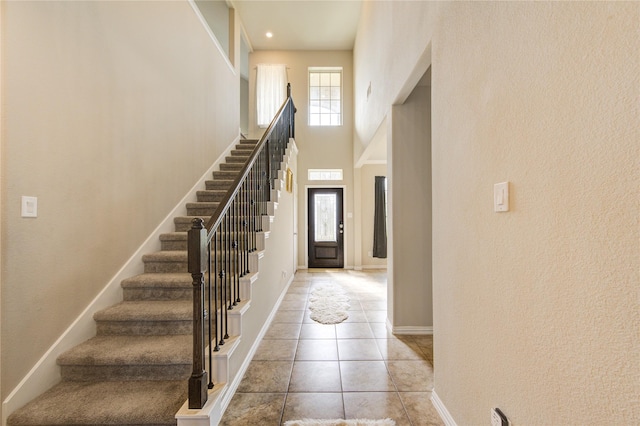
<box><xmin>256</xmin><ymin>64</ymin><xmax>287</xmax><ymax>128</ymax></box>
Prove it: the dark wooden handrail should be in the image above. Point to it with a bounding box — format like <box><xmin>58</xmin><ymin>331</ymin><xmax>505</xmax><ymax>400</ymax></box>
<box><xmin>187</xmin><ymin>84</ymin><xmax>295</xmax><ymax>409</ymax></box>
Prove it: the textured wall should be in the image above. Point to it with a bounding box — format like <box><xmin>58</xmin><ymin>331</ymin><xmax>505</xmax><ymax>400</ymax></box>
<box><xmin>355</xmin><ymin>1</ymin><xmax>639</xmax><ymax>424</ymax></box>
<box><xmin>389</xmin><ymin>85</ymin><xmax>432</xmax><ymax>329</ymax></box>
<box><xmin>1</xmin><ymin>0</ymin><xmax>239</xmax><ymax>399</ymax></box>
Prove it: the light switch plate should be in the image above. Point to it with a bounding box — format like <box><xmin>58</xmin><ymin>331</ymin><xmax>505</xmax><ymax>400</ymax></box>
<box><xmin>494</xmin><ymin>182</ymin><xmax>509</xmax><ymax>212</ymax></box>
<box><xmin>21</xmin><ymin>196</ymin><xmax>38</xmax><ymax>218</ymax></box>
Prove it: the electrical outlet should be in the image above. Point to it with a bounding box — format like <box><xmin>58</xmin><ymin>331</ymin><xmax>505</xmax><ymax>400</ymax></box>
<box><xmin>491</xmin><ymin>408</ymin><xmax>509</xmax><ymax>426</ymax></box>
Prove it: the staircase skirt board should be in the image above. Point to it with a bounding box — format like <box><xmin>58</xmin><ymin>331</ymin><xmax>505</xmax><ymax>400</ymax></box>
<box><xmin>7</xmin><ymin>137</ymin><xmax>294</xmax><ymax>426</ymax></box>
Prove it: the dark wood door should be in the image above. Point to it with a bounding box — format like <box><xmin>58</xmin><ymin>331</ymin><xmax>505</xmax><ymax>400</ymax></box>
<box><xmin>308</xmin><ymin>188</ymin><xmax>344</xmax><ymax>268</ymax></box>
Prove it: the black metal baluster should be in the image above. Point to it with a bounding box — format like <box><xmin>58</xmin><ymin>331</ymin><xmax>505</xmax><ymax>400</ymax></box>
<box><xmin>213</xmin><ymin>231</ymin><xmax>220</xmax><ymax>352</ymax></box>
<box><xmin>234</xmin><ymin>198</ymin><xmax>241</xmax><ymax>303</ymax></box>
<box><xmin>218</xmin><ymin>225</ymin><xmax>226</xmax><ymax>347</ymax></box>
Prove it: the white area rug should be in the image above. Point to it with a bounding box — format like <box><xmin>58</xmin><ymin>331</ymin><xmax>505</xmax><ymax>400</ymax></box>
<box><xmin>308</xmin><ymin>285</ymin><xmax>350</xmax><ymax>324</ymax></box>
<box><xmin>284</xmin><ymin>419</ymin><xmax>395</xmax><ymax>426</ymax></box>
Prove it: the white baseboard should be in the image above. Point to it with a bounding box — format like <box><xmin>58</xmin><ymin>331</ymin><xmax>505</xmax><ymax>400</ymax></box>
<box><xmin>431</xmin><ymin>390</ymin><xmax>457</xmax><ymax>426</ymax></box>
<box><xmin>392</xmin><ymin>325</ymin><xmax>433</xmax><ymax>335</ymax></box>
<box><xmin>2</xmin><ymin>136</ymin><xmax>240</xmax><ymax>425</ymax></box>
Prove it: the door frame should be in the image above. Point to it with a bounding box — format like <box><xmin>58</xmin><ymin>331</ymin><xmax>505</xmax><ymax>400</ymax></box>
<box><xmin>304</xmin><ymin>184</ymin><xmax>348</xmax><ymax>269</ymax></box>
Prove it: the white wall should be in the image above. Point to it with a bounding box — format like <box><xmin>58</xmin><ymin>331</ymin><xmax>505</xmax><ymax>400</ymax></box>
<box><xmin>355</xmin><ymin>1</ymin><xmax>639</xmax><ymax>424</ymax></box>
<box><xmin>1</xmin><ymin>0</ymin><xmax>239</xmax><ymax>403</ymax></box>
<box><xmin>248</xmin><ymin>50</ymin><xmax>355</xmax><ymax>269</ymax></box>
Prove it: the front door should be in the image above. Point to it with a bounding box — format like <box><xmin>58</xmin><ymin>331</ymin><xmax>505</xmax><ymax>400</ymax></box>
<box><xmin>308</xmin><ymin>188</ymin><xmax>344</xmax><ymax>268</ymax></box>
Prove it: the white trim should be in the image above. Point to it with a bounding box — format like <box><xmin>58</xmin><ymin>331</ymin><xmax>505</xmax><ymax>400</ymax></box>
<box><xmin>392</xmin><ymin>325</ymin><xmax>433</xmax><ymax>335</ymax></box>
<box><xmin>303</xmin><ymin>185</ymin><xmax>348</xmax><ymax>269</ymax></box>
<box><xmin>188</xmin><ymin>0</ymin><xmax>236</xmax><ymax>75</ymax></box>
<box><xmin>431</xmin><ymin>390</ymin><xmax>457</xmax><ymax>426</ymax></box>
<box><xmin>2</xmin><ymin>136</ymin><xmax>240</xmax><ymax>424</ymax></box>
<box><xmin>360</xmin><ymin>265</ymin><xmax>388</xmax><ymax>270</ymax></box>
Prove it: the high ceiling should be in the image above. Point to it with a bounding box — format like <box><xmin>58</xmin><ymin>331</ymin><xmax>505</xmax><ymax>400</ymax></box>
<box><xmin>231</xmin><ymin>0</ymin><xmax>363</xmax><ymax>51</ymax></box>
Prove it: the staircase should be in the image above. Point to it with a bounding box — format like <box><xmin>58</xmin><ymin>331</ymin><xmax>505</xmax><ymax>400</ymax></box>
<box><xmin>7</xmin><ymin>140</ymin><xmax>261</xmax><ymax>425</ymax></box>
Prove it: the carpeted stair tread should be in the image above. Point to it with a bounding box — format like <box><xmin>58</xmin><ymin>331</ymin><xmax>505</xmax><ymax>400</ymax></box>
<box><xmin>58</xmin><ymin>335</ymin><xmax>191</xmax><ymax>366</ymax></box>
<box><xmin>7</xmin><ymin>380</ymin><xmax>186</xmax><ymax>425</ymax></box>
<box><xmin>94</xmin><ymin>300</ymin><xmax>191</xmax><ymax>322</ymax></box>
<box><xmin>122</xmin><ymin>273</ymin><xmax>191</xmax><ymax>288</ymax></box>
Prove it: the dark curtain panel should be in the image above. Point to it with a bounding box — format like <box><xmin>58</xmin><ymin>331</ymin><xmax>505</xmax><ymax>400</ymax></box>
<box><xmin>373</xmin><ymin>176</ymin><xmax>387</xmax><ymax>258</ymax></box>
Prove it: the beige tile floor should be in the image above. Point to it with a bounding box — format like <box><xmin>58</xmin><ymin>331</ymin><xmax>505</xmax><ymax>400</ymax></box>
<box><xmin>219</xmin><ymin>269</ymin><xmax>444</xmax><ymax>426</ymax></box>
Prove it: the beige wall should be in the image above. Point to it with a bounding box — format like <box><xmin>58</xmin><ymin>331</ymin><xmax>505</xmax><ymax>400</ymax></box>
<box><xmin>355</xmin><ymin>1</ymin><xmax>639</xmax><ymax>424</ymax></box>
<box><xmin>248</xmin><ymin>50</ymin><xmax>354</xmax><ymax>269</ymax></box>
<box><xmin>1</xmin><ymin>0</ymin><xmax>240</xmax><ymax>400</ymax></box>
<box><xmin>389</xmin><ymin>84</ymin><xmax>432</xmax><ymax>330</ymax></box>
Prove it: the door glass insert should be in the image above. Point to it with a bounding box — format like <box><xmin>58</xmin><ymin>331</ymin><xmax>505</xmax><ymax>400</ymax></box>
<box><xmin>314</xmin><ymin>193</ymin><xmax>337</xmax><ymax>242</ymax></box>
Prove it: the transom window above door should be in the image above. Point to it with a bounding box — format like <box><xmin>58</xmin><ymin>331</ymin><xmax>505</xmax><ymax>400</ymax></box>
<box><xmin>309</xmin><ymin>67</ymin><xmax>342</xmax><ymax>126</ymax></box>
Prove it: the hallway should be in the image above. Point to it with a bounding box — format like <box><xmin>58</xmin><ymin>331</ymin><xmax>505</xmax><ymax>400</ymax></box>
<box><xmin>220</xmin><ymin>269</ymin><xmax>443</xmax><ymax>425</ymax></box>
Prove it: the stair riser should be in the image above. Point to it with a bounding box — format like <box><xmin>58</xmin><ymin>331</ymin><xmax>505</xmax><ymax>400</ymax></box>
<box><xmin>196</xmin><ymin>191</ymin><xmax>227</xmax><ymax>202</ymax></box>
<box><xmin>60</xmin><ymin>365</ymin><xmax>191</xmax><ymax>382</ymax></box>
<box><xmin>213</xmin><ymin>171</ymin><xmax>238</xmax><ymax>180</ymax></box>
<box><xmin>96</xmin><ymin>321</ymin><xmax>192</xmax><ymax>336</ymax></box>
<box><xmin>230</xmin><ymin>150</ymin><xmax>251</xmax><ymax>156</ymax></box>
<box><xmin>226</xmin><ymin>156</ymin><xmax>247</xmax><ymax>163</ymax></box>
<box><xmin>187</xmin><ymin>206</ymin><xmax>218</xmax><ymax>216</ymax></box>
<box><xmin>220</xmin><ymin>163</ymin><xmax>244</xmax><ymax>171</ymax></box>
<box><xmin>206</xmin><ymin>180</ymin><xmax>232</xmax><ymax>190</ymax></box>
<box><xmin>161</xmin><ymin>240</ymin><xmax>188</xmax><ymax>251</ymax></box>
<box><xmin>175</xmin><ymin>220</ymin><xmax>207</xmax><ymax>232</ymax></box>
<box><xmin>124</xmin><ymin>288</ymin><xmax>191</xmax><ymax>301</ymax></box>
<box><xmin>175</xmin><ymin>218</ymin><xmax>265</xmax><ymax>232</ymax></box>
<box><xmin>235</xmin><ymin>143</ymin><xmax>254</xmax><ymax>149</ymax></box>
<box><xmin>161</xmin><ymin>235</ymin><xmax>255</xmax><ymax>251</ymax></box>
<box><xmin>145</xmin><ymin>261</ymin><xmax>187</xmax><ymax>274</ymax></box>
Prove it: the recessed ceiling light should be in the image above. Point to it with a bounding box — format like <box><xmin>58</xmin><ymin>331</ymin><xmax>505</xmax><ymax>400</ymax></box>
<box><xmin>266</xmin><ymin>32</ymin><xmax>273</xmax><ymax>38</ymax></box>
